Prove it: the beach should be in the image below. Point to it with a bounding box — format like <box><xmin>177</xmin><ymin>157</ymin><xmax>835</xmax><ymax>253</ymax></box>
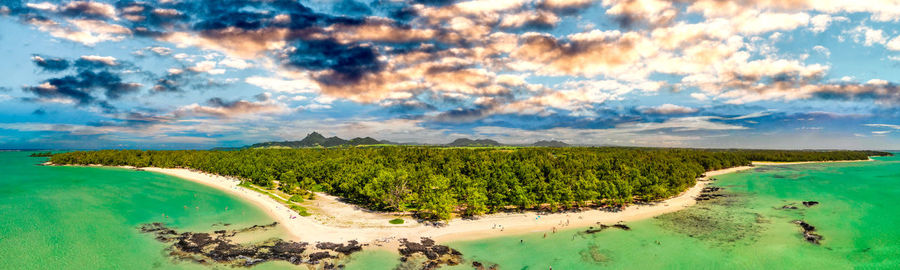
<box><xmin>137</xmin><ymin>165</ymin><xmax>755</xmax><ymax>246</ymax></box>
<box><xmin>751</xmin><ymin>158</ymin><xmax>874</xmax><ymax>166</ymax></box>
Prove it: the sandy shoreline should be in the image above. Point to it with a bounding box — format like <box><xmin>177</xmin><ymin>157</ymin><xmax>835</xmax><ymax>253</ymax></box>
<box><xmin>99</xmin><ymin>165</ymin><xmax>754</xmax><ymax>247</ymax></box>
<box><xmin>751</xmin><ymin>158</ymin><xmax>874</xmax><ymax>166</ymax></box>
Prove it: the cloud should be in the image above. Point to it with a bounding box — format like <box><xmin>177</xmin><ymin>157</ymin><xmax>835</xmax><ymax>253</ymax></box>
<box><xmin>864</xmin><ymin>123</ymin><xmax>900</xmax><ymax>129</ymax></box>
<box><xmin>23</xmin><ymin>70</ymin><xmax>141</xmax><ymax>105</ymax></box>
<box><xmin>175</xmin><ymin>98</ymin><xmax>289</xmax><ymax>118</ymax></box>
<box><xmin>74</xmin><ymin>55</ymin><xmax>118</xmax><ymax>69</ymax></box>
<box><xmin>470</xmin><ymin>115</ymin><xmax>748</xmax><ymax>146</ymax></box>
<box><xmin>59</xmin><ymin>1</ymin><xmax>117</xmax><ymax>19</ymax></box>
<box><xmin>32</xmin><ymin>55</ymin><xmax>70</xmax><ymax>72</ymax></box>
<box><xmin>603</xmin><ymin>0</ymin><xmax>677</xmax><ymax>28</ymax></box>
<box><xmin>245</xmin><ymin>76</ymin><xmax>319</xmax><ymax>94</ymax></box>
<box><xmin>512</xmin><ymin>30</ymin><xmax>644</xmax><ymax>77</ymax></box>
<box><xmin>23</xmin><ymin>55</ymin><xmax>142</xmax><ymax>107</ymax></box>
<box><xmin>25</xmin><ymin>17</ymin><xmax>131</xmax><ymax>45</ymax></box>
<box><xmin>812</xmin><ymin>45</ymin><xmax>830</xmax><ymax>57</ymax></box>
<box><xmin>888</xmin><ymin>36</ymin><xmax>900</xmax><ymax>51</ymax></box>
<box><xmin>640</xmin><ymin>104</ymin><xmax>699</xmax><ymax>114</ymax></box>
<box><xmin>846</xmin><ymin>25</ymin><xmax>888</xmax><ymax>46</ymax></box>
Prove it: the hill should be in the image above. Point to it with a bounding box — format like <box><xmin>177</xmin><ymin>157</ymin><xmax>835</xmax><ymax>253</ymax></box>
<box><xmin>446</xmin><ymin>138</ymin><xmax>503</xmax><ymax>147</ymax></box>
<box><xmin>532</xmin><ymin>140</ymin><xmax>569</xmax><ymax>147</ymax></box>
<box><xmin>248</xmin><ymin>132</ymin><xmax>391</xmax><ymax>148</ymax></box>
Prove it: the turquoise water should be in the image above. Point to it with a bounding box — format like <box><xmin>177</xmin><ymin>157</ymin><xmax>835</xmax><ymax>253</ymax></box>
<box><xmin>3</xmin><ymin>151</ymin><xmax>900</xmax><ymax>269</ymax></box>
<box><xmin>0</xmin><ymin>152</ymin><xmax>289</xmax><ymax>269</ymax></box>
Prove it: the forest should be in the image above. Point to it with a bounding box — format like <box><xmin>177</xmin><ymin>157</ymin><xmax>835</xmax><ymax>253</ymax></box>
<box><xmin>50</xmin><ymin>147</ymin><xmax>890</xmax><ymax>220</ymax></box>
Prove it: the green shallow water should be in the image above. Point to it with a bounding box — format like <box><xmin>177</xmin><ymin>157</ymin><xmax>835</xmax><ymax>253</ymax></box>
<box><xmin>0</xmin><ymin>152</ymin><xmax>292</xmax><ymax>269</ymax></box>
<box><xmin>3</xmin><ymin>151</ymin><xmax>900</xmax><ymax>269</ymax></box>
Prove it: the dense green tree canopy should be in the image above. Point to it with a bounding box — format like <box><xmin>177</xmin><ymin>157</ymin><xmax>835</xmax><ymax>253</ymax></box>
<box><xmin>50</xmin><ymin>147</ymin><xmax>888</xmax><ymax>220</ymax></box>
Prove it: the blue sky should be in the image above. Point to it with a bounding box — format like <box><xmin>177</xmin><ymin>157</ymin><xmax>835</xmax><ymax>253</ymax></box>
<box><xmin>1</xmin><ymin>0</ymin><xmax>899</xmax><ymax>149</ymax></box>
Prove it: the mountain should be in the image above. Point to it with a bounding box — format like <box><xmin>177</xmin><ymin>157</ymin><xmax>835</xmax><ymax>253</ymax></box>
<box><xmin>248</xmin><ymin>132</ymin><xmax>390</xmax><ymax>148</ymax></box>
<box><xmin>247</xmin><ymin>133</ymin><xmax>571</xmax><ymax>148</ymax></box>
<box><xmin>446</xmin><ymin>138</ymin><xmax>503</xmax><ymax>147</ymax></box>
<box><xmin>349</xmin><ymin>137</ymin><xmax>382</xmax><ymax>145</ymax></box>
<box><xmin>532</xmin><ymin>140</ymin><xmax>569</xmax><ymax>147</ymax></box>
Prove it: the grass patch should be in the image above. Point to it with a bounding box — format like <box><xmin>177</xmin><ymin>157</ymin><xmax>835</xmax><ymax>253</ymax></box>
<box><xmin>289</xmin><ymin>194</ymin><xmax>305</xmax><ymax>202</ymax></box>
<box><xmin>389</xmin><ymin>218</ymin><xmax>404</xmax><ymax>224</ymax></box>
<box><xmin>290</xmin><ymin>205</ymin><xmax>311</xmax><ymax>217</ymax></box>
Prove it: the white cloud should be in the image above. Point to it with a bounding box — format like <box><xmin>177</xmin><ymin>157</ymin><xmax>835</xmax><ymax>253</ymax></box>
<box><xmin>887</xmin><ymin>36</ymin><xmax>900</xmax><ymax>51</ymax></box>
<box><xmin>690</xmin><ymin>93</ymin><xmax>709</xmax><ymax>101</ymax></box>
<box><xmin>187</xmin><ymin>61</ymin><xmax>217</xmax><ymax>73</ymax></box>
<box><xmin>641</xmin><ymin>104</ymin><xmax>699</xmax><ymax>114</ymax></box>
<box><xmin>245</xmin><ymin>76</ymin><xmax>319</xmax><ymax>94</ymax></box>
<box><xmin>864</xmin><ymin>123</ymin><xmax>900</xmax><ymax>129</ymax></box>
<box><xmin>79</xmin><ymin>55</ymin><xmax>118</xmax><ymax>66</ymax></box>
<box><xmin>813</xmin><ymin>45</ymin><xmax>831</xmax><ymax>57</ymax></box>
<box><xmin>220</xmin><ymin>58</ymin><xmax>252</xmax><ymax>69</ymax></box>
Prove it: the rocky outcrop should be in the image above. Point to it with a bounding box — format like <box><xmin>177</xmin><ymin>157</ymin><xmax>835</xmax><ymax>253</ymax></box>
<box><xmin>802</xmin><ymin>201</ymin><xmax>819</xmax><ymax>207</ymax></box>
<box><xmin>583</xmin><ymin>223</ymin><xmax>631</xmax><ymax>234</ymax></box>
<box><xmin>792</xmin><ymin>220</ymin><xmax>823</xmax><ymax>244</ymax></box>
<box><xmin>139</xmin><ymin>222</ymin><xmax>364</xmax><ymax>268</ymax></box>
<box><xmin>697</xmin><ymin>186</ymin><xmax>727</xmax><ymax>201</ymax></box>
<box><xmin>397</xmin><ymin>238</ymin><xmax>463</xmax><ymax>269</ymax></box>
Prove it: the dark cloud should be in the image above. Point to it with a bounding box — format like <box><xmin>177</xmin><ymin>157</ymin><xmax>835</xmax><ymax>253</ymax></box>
<box><xmin>286</xmin><ymin>39</ymin><xmax>383</xmax><ymax>85</ymax></box>
<box><xmin>32</xmin><ymin>55</ymin><xmax>70</xmax><ymax>72</ymax></box>
<box><xmin>73</xmin><ymin>57</ymin><xmax>118</xmax><ymax>70</ymax></box>
<box><xmin>432</xmin><ymin>103</ymin><xmax>499</xmax><ymax>123</ymax></box>
<box><xmin>254</xmin><ymin>93</ymin><xmax>270</xmax><ymax>102</ymax></box>
<box><xmin>23</xmin><ymin>76</ymin><xmax>95</xmax><ymax>105</ymax></box>
<box><xmin>812</xmin><ymin>82</ymin><xmax>900</xmax><ymax>103</ymax></box>
<box><xmin>59</xmin><ymin>1</ymin><xmax>117</xmax><ymax>19</ymax></box>
<box><xmin>24</xmin><ymin>54</ymin><xmax>143</xmax><ymax>109</ymax></box>
<box><xmin>536</xmin><ymin>0</ymin><xmax>595</xmax><ymax>15</ymax></box>
<box><xmin>151</xmin><ymin>67</ymin><xmax>229</xmax><ymax>93</ymax></box>
<box><xmin>23</xmin><ymin>70</ymin><xmax>141</xmax><ymax>105</ymax></box>
<box><xmin>412</xmin><ymin>0</ymin><xmax>458</xmax><ymax>7</ymax></box>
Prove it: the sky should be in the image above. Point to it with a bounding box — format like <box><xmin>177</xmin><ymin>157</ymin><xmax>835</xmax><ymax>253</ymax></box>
<box><xmin>0</xmin><ymin>0</ymin><xmax>900</xmax><ymax>150</ymax></box>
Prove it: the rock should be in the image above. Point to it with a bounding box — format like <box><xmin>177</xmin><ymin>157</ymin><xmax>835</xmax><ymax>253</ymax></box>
<box><xmin>397</xmin><ymin>238</ymin><xmax>463</xmax><ymax>269</ymax></box>
<box><xmin>781</xmin><ymin>205</ymin><xmax>798</xmax><ymax>210</ymax></box>
<box><xmin>139</xmin><ymin>222</ymin><xmax>360</xmax><ymax>268</ymax></box>
<box><xmin>792</xmin><ymin>220</ymin><xmax>823</xmax><ymax>245</ymax></box>
<box><xmin>802</xmin><ymin>201</ymin><xmax>819</xmax><ymax>207</ymax></box>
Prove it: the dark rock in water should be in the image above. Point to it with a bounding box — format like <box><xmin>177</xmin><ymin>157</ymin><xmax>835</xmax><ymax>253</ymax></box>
<box><xmin>584</xmin><ymin>223</ymin><xmax>630</xmax><ymax>234</ymax></box>
<box><xmin>139</xmin><ymin>222</ymin><xmax>362</xmax><ymax>268</ymax></box>
<box><xmin>472</xmin><ymin>261</ymin><xmax>499</xmax><ymax>270</ymax></box>
<box><xmin>792</xmin><ymin>220</ymin><xmax>823</xmax><ymax>245</ymax></box>
<box><xmin>398</xmin><ymin>238</ymin><xmax>463</xmax><ymax>269</ymax></box>
<box><xmin>802</xmin><ymin>201</ymin><xmax>819</xmax><ymax>207</ymax></box>
<box><xmin>696</xmin><ymin>186</ymin><xmax>727</xmax><ymax>201</ymax></box>
<box><xmin>793</xmin><ymin>220</ymin><xmax>816</xmax><ymax>232</ymax></box>
<box><xmin>803</xmin><ymin>231</ymin><xmax>824</xmax><ymax>244</ymax></box>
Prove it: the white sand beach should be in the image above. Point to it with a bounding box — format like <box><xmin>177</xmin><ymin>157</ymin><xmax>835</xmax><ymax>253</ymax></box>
<box><xmin>139</xmin><ymin>165</ymin><xmax>755</xmax><ymax>246</ymax></box>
